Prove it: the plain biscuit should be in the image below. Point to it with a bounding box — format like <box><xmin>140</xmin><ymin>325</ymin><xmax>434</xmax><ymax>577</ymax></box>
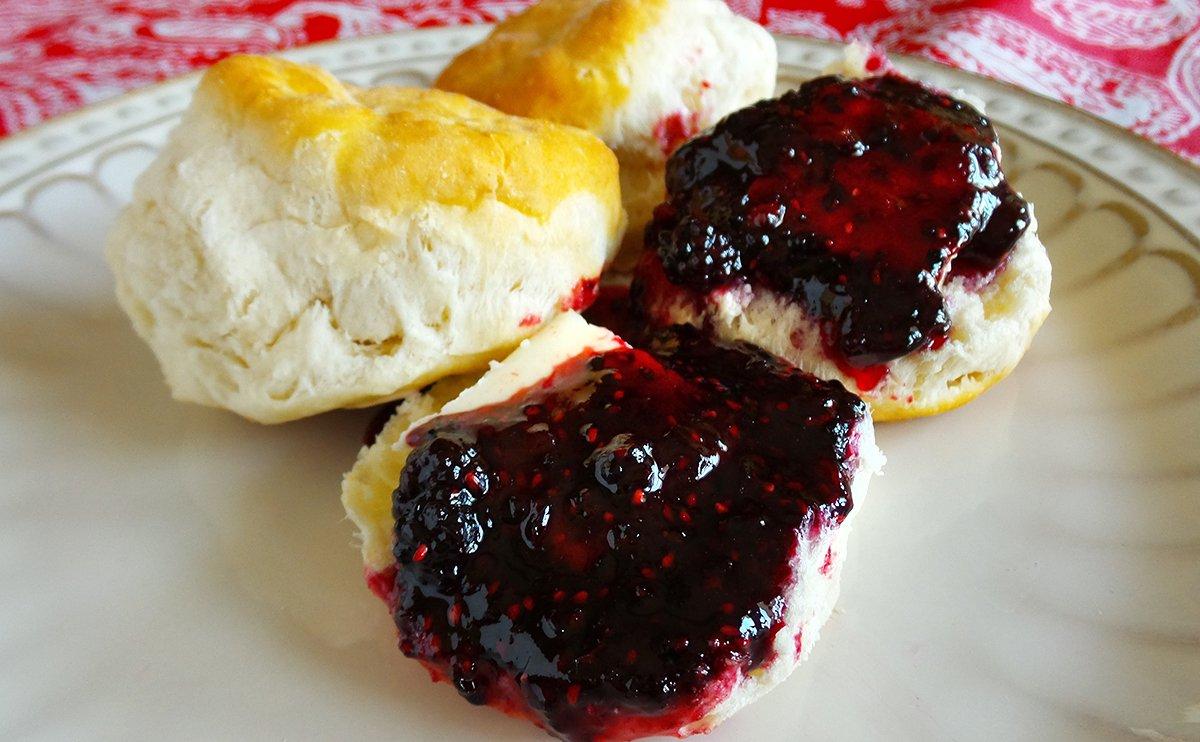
<box><xmin>106</xmin><ymin>55</ymin><xmax>623</xmax><ymax>423</ymax></box>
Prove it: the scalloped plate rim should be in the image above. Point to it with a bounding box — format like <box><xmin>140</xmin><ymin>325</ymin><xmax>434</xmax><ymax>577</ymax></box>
<box><xmin>1</xmin><ymin>27</ymin><xmax>1197</xmax><ymax>742</ymax></box>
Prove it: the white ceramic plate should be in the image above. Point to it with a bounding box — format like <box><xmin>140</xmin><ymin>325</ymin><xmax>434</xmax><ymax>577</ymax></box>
<box><xmin>1</xmin><ymin>28</ymin><xmax>1198</xmax><ymax>741</ymax></box>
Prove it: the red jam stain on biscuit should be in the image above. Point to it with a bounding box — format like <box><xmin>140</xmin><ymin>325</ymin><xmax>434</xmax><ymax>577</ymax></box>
<box><xmin>638</xmin><ymin>74</ymin><xmax>1029</xmax><ymax>370</ymax></box>
<box><xmin>366</xmin><ymin>564</ymin><xmax>398</xmax><ymax>605</ymax></box>
<box><xmin>819</xmin><ymin>547</ymin><xmax>835</xmax><ymax>577</ymax></box>
<box><xmin>653</xmin><ymin>110</ymin><xmax>702</xmax><ymax>157</ymax></box>
<box><xmin>390</xmin><ymin>325</ymin><xmax>867</xmax><ymax>740</ymax></box>
<box><xmin>829</xmin><ymin>353</ymin><xmax>888</xmax><ymax>392</ymax></box>
<box><xmin>561</xmin><ymin>277</ymin><xmax>600</xmax><ymax>312</ymax></box>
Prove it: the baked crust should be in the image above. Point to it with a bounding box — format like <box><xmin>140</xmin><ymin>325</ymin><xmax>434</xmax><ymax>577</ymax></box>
<box><xmin>204</xmin><ymin>54</ymin><xmax>623</xmax><ymax>226</ymax></box>
<box><xmin>106</xmin><ymin>55</ymin><xmax>623</xmax><ymax>423</ymax></box>
<box><xmin>435</xmin><ymin>0</ymin><xmax>669</xmax><ymax>134</ymax></box>
<box><xmin>436</xmin><ymin>0</ymin><xmax>777</xmax><ymax>267</ymax></box>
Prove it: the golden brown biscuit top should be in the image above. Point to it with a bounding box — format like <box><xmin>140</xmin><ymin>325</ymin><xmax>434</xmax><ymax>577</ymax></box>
<box><xmin>197</xmin><ymin>54</ymin><xmax>622</xmax><ymax>227</ymax></box>
<box><xmin>434</xmin><ymin>0</ymin><xmax>669</xmax><ymax>133</ymax></box>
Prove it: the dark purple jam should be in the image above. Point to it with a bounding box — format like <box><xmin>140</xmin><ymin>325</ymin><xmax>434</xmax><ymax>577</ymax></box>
<box><xmin>391</xmin><ymin>325</ymin><xmax>866</xmax><ymax>740</ymax></box>
<box><xmin>580</xmin><ymin>284</ymin><xmax>642</xmax><ymax>343</ymax></box>
<box><xmin>640</xmin><ymin>74</ymin><xmax>1029</xmax><ymax>368</ymax></box>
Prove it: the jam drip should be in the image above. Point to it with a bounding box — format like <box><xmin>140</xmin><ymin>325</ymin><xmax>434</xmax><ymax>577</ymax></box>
<box><xmin>641</xmin><ymin>74</ymin><xmax>1029</xmax><ymax>367</ymax></box>
<box><xmin>392</xmin><ymin>326</ymin><xmax>866</xmax><ymax>740</ymax></box>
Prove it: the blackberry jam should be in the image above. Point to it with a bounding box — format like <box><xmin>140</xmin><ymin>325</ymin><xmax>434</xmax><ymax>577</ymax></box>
<box><xmin>640</xmin><ymin>74</ymin><xmax>1029</xmax><ymax>367</ymax></box>
<box><xmin>391</xmin><ymin>326</ymin><xmax>867</xmax><ymax>740</ymax></box>
<box><xmin>581</xmin><ymin>284</ymin><xmax>642</xmax><ymax>343</ymax></box>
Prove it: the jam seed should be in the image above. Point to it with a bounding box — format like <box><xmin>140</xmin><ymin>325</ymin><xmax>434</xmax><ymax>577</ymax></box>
<box><xmin>464</xmin><ymin>470</ymin><xmax>482</xmax><ymax>493</ymax></box>
<box><xmin>642</xmin><ymin>75</ymin><xmax>1025</xmax><ymax>367</ymax></box>
<box><xmin>388</xmin><ymin>323</ymin><xmax>867</xmax><ymax>737</ymax></box>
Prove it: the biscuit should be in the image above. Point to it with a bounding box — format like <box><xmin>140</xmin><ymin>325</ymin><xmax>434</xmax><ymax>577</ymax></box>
<box><xmin>644</xmin><ymin>225</ymin><xmax>1052</xmax><ymax>420</ymax></box>
<box><xmin>436</xmin><ymin>0</ymin><xmax>776</xmax><ymax>266</ymax></box>
<box><xmin>636</xmin><ymin>68</ymin><xmax>1051</xmax><ymax>420</ymax></box>
<box><xmin>342</xmin><ymin>313</ymin><xmax>883</xmax><ymax>738</ymax></box>
<box><xmin>106</xmin><ymin>55</ymin><xmax>623</xmax><ymax>423</ymax></box>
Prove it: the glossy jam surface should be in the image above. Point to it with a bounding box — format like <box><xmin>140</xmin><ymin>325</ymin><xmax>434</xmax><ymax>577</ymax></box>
<box><xmin>392</xmin><ymin>326</ymin><xmax>866</xmax><ymax>740</ymax></box>
<box><xmin>641</xmin><ymin>74</ymin><xmax>1029</xmax><ymax>367</ymax></box>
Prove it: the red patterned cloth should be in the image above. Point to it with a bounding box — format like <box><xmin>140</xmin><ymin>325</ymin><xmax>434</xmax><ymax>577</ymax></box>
<box><xmin>2</xmin><ymin>1</ymin><xmax>1198</xmax><ymax>162</ymax></box>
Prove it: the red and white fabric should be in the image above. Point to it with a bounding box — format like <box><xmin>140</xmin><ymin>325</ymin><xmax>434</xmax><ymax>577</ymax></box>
<box><xmin>2</xmin><ymin>0</ymin><xmax>1198</xmax><ymax>162</ymax></box>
